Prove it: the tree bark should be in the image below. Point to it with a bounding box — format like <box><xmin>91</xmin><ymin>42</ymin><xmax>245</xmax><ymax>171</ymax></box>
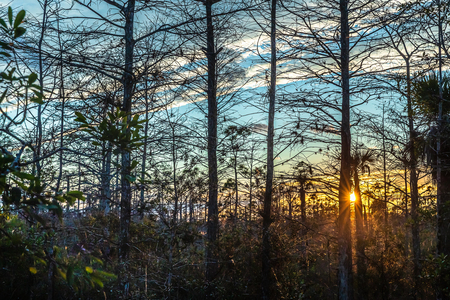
<box><xmin>101</xmin><ymin>140</ymin><xmax>112</xmax><ymax>215</ymax></box>
<box><xmin>338</xmin><ymin>0</ymin><xmax>353</xmax><ymax>299</ymax></box>
<box><xmin>382</xmin><ymin>104</ymin><xmax>388</xmax><ymax>226</ymax></box>
<box><xmin>119</xmin><ymin>0</ymin><xmax>136</xmax><ymax>296</ymax></box>
<box><xmin>435</xmin><ymin>0</ymin><xmax>450</xmax><ymax>258</ymax></box>
<box><xmin>55</xmin><ymin>15</ymin><xmax>65</xmax><ymax>194</ymax></box>
<box><xmin>234</xmin><ymin>153</ymin><xmax>238</xmax><ymax>219</ymax></box>
<box><xmin>35</xmin><ymin>0</ymin><xmax>49</xmax><ymax>179</ymax></box>
<box><xmin>262</xmin><ymin>0</ymin><xmax>277</xmax><ymax>299</ymax></box>
<box><xmin>300</xmin><ymin>186</ymin><xmax>306</xmax><ymax>226</ymax></box>
<box><xmin>172</xmin><ymin>125</ymin><xmax>179</xmax><ymax>225</ymax></box>
<box><xmin>140</xmin><ymin>79</ymin><xmax>151</xmax><ymax>219</ymax></box>
<box><xmin>354</xmin><ymin>170</ymin><xmax>366</xmax><ymax>299</ymax></box>
<box><xmin>249</xmin><ymin>146</ymin><xmax>254</xmax><ymax>222</ymax></box>
<box><xmin>406</xmin><ymin>60</ymin><xmax>421</xmax><ymax>296</ymax></box>
<box><xmin>205</xmin><ymin>0</ymin><xmax>219</xmax><ymax>297</ymax></box>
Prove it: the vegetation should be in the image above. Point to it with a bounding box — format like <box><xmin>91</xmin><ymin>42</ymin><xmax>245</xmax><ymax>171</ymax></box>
<box><xmin>1</xmin><ymin>0</ymin><xmax>450</xmax><ymax>299</ymax></box>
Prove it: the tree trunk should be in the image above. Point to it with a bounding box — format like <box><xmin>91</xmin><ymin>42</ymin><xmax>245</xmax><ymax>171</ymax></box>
<box><xmin>172</xmin><ymin>126</ymin><xmax>179</xmax><ymax>225</ymax></box>
<box><xmin>354</xmin><ymin>170</ymin><xmax>366</xmax><ymax>299</ymax></box>
<box><xmin>101</xmin><ymin>140</ymin><xmax>112</xmax><ymax>215</ymax></box>
<box><xmin>249</xmin><ymin>147</ymin><xmax>254</xmax><ymax>222</ymax></box>
<box><xmin>435</xmin><ymin>0</ymin><xmax>450</xmax><ymax>262</ymax></box>
<box><xmin>406</xmin><ymin>60</ymin><xmax>421</xmax><ymax>296</ymax></box>
<box><xmin>404</xmin><ymin>163</ymin><xmax>409</xmax><ymax>256</ymax></box>
<box><xmin>436</xmin><ymin>5</ymin><xmax>449</xmax><ymax>298</ymax></box>
<box><xmin>189</xmin><ymin>195</ymin><xmax>193</xmax><ymax>222</ymax></box>
<box><xmin>338</xmin><ymin>0</ymin><xmax>353</xmax><ymax>299</ymax></box>
<box><xmin>262</xmin><ymin>0</ymin><xmax>277</xmax><ymax>299</ymax></box>
<box><xmin>234</xmin><ymin>154</ymin><xmax>238</xmax><ymax>219</ymax></box>
<box><xmin>119</xmin><ymin>0</ymin><xmax>136</xmax><ymax>296</ymax></box>
<box><xmin>140</xmin><ymin>80</ymin><xmax>151</xmax><ymax>219</ymax></box>
<box><xmin>35</xmin><ymin>0</ymin><xmax>48</xmax><ymax>179</ymax></box>
<box><xmin>382</xmin><ymin>104</ymin><xmax>388</xmax><ymax>226</ymax></box>
<box><xmin>205</xmin><ymin>0</ymin><xmax>219</xmax><ymax>297</ymax></box>
<box><xmin>55</xmin><ymin>15</ymin><xmax>65</xmax><ymax>194</ymax></box>
<box><xmin>300</xmin><ymin>186</ymin><xmax>306</xmax><ymax>225</ymax></box>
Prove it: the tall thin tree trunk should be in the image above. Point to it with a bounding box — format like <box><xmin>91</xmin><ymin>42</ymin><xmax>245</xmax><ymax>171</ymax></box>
<box><xmin>436</xmin><ymin>0</ymin><xmax>443</xmax><ymax>255</ymax></box>
<box><xmin>36</xmin><ymin>0</ymin><xmax>48</xmax><ymax>179</ymax></box>
<box><xmin>404</xmin><ymin>163</ymin><xmax>409</xmax><ymax>256</ymax></box>
<box><xmin>55</xmin><ymin>16</ymin><xmax>65</xmax><ymax>194</ymax></box>
<box><xmin>78</xmin><ymin>162</ymin><xmax>81</xmax><ymax>212</ymax></box>
<box><xmin>140</xmin><ymin>79</ymin><xmax>150</xmax><ymax>219</ymax></box>
<box><xmin>300</xmin><ymin>185</ymin><xmax>308</xmax><ymax>270</ymax></box>
<box><xmin>262</xmin><ymin>0</ymin><xmax>277</xmax><ymax>299</ymax></box>
<box><xmin>189</xmin><ymin>195</ymin><xmax>193</xmax><ymax>222</ymax></box>
<box><xmin>119</xmin><ymin>0</ymin><xmax>136</xmax><ymax>296</ymax></box>
<box><xmin>382</xmin><ymin>104</ymin><xmax>388</xmax><ymax>226</ymax></box>
<box><xmin>406</xmin><ymin>60</ymin><xmax>421</xmax><ymax>296</ymax></box>
<box><xmin>172</xmin><ymin>126</ymin><xmax>179</xmax><ymax>225</ymax></box>
<box><xmin>338</xmin><ymin>0</ymin><xmax>353</xmax><ymax>299</ymax></box>
<box><xmin>115</xmin><ymin>153</ymin><xmax>120</xmax><ymax>213</ymax></box>
<box><xmin>300</xmin><ymin>186</ymin><xmax>306</xmax><ymax>225</ymax></box>
<box><xmin>436</xmin><ymin>2</ymin><xmax>449</xmax><ymax>299</ymax></box>
<box><xmin>249</xmin><ymin>147</ymin><xmax>254</xmax><ymax>222</ymax></box>
<box><xmin>436</xmin><ymin>0</ymin><xmax>450</xmax><ymax>256</ymax></box>
<box><xmin>354</xmin><ymin>170</ymin><xmax>366</xmax><ymax>299</ymax></box>
<box><xmin>180</xmin><ymin>195</ymin><xmax>183</xmax><ymax>222</ymax></box>
<box><xmin>35</xmin><ymin>0</ymin><xmax>48</xmax><ymax>177</ymax></box>
<box><xmin>234</xmin><ymin>154</ymin><xmax>238</xmax><ymax>219</ymax></box>
<box><xmin>101</xmin><ymin>140</ymin><xmax>112</xmax><ymax>215</ymax></box>
<box><xmin>205</xmin><ymin>0</ymin><xmax>219</xmax><ymax>297</ymax></box>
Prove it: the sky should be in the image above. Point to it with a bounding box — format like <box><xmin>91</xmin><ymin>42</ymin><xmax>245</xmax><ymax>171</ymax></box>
<box><xmin>1</xmin><ymin>0</ymin><xmax>440</xmax><ymax>178</ymax></box>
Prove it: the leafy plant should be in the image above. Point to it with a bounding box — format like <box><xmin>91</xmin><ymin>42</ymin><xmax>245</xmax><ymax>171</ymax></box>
<box><xmin>0</xmin><ymin>7</ymin><xmax>43</xmax><ymax>111</ymax></box>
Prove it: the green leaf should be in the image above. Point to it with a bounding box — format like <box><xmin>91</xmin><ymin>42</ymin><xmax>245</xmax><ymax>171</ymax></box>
<box><xmin>27</xmin><ymin>210</ymin><xmax>47</xmax><ymax>226</ymax></box>
<box><xmin>28</xmin><ymin>73</ymin><xmax>37</xmax><ymax>84</ymax></box>
<box><xmin>125</xmin><ymin>175</ymin><xmax>136</xmax><ymax>183</ymax></box>
<box><xmin>66</xmin><ymin>190</ymin><xmax>84</xmax><ymax>200</ymax></box>
<box><xmin>12</xmin><ymin>171</ymin><xmax>35</xmax><ymax>180</ymax></box>
<box><xmin>0</xmin><ymin>89</ymin><xmax>7</xmax><ymax>103</ymax></box>
<box><xmin>11</xmin><ymin>178</ymin><xmax>27</xmax><ymax>190</ymax></box>
<box><xmin>0</xmin><ymin>41</ymin><xmax>12</xmax><ymax>50</ymax></box>
<box><xmin>30</xmin><ymin>95</ymin><xmax>44</xmax><ymax>105</ymax></box>
<box><xmin>74</xmin><ymin>112</ymin><xmax>86</xmax><ymax>123</ymax></box>
<box><xmin>11</xmin><ymin>187</ymin><xmax>21</xmax><ymax>204</ymax></box>
<box><xmin>95</xmin><ymin>270</ymin><xmax>117</xmax><ymax>279</ymax></box>
<box><xmin>8</xmin><ymin>7</ymin><xmax>12</xmax><ymax>26</ymax></box>
<box><xmin>14</xmin><ymin>27</ymin><xmax>26</xmax><ymax>38</ymax></box>
<box><xmin>57</xmin><ymin>268</ymin><xmax>67</xmax><ymax>280</ymax></box>
<box><xmin>14</xmin><ymin>10</ymin><xmax>25</xmax><ymax>28</ymax></box>
<box><xmin>0</xmin><ymin>18</ymin><xmax>7</xmax><ymax>29</ymax></box>
<box><xmin>85</xmin><ymin>266</ymin><xmax>93</xmax><ymax>273</ymax></box>
<box><xmin>91</xmin><ymin>277</ymin><xmax>104</xmax><ymax>288</ymax></box>
<box><xmin>130</xmin><ymin>160</ymin><xmax>139</xmax><ymax>170</ymax></box>
<box><xmin>29</xmin><ymin>267</ymin><xmax>37</xmax><ymax>274</ymax></box>
<box><xmin>92</xmin><ymin>256</ymin><xmax>103</xmax><ymax>265</ymax></box>
<box><xmin>66</xmin><ymin>266</ymin><xmax>74</xmax><ymax>285</ymax></box>
<box><xmin>34</xmin><ymin>257</ymin><xmax>47</xmax><ymax>266</ymax></box>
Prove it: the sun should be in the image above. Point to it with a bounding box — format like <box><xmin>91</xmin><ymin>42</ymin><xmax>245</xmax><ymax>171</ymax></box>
<box><xmin>350</xmin><ymin>192</ymin><xmax>356</xmax><ymax>202</ymax></box>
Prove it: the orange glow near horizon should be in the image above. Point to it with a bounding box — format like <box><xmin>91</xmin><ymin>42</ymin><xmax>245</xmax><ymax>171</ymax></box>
<box><xmin>350</xmin><ymin>192</ymin><xmax>356</xmax><ymax>202</ymax></box>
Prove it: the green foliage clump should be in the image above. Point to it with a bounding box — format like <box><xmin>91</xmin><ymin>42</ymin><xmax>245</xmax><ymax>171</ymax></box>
<box><xmin>413</xmin><ymin>72</ymin><xmax>450</xmax><ymax>120</ymax></box>
<box><xmin>0</xmin><ymin>215</ymin><xmax>116</xmax><ymax>299</ymax></box>
<box><xmin>0</xmin><ymin>7</ymin><xmax>42</xmax><ymax>108</ymax></box>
